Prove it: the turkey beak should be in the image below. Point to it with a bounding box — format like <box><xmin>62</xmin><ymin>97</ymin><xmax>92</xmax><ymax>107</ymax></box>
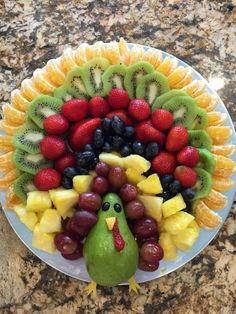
<box><xmin>105</xmin><ymin>217</ymin><xmax>116</xmax><ymax>231</ymax></box>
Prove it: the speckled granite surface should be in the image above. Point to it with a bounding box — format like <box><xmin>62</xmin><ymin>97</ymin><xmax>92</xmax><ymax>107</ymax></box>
<box><xmin>0</xmin><ymin>0</ymin><xmax>236</xmax><ymax>313</ymax></box>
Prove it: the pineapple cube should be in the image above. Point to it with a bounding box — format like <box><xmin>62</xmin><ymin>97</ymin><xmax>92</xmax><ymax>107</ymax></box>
<box><xmin>26</xmin><ymin>191</ymin><xmax>52</xmax><ymax>212</ymax></box>
<box><xmin>50</xmin><ymin>189</ymin><xmax>78</xmax><ymax>215</ymax></box>
<box><xmin>126</xmin><ymin>168</ymin><xmax>146</xmax><ymax>185</ymax></box>
<box><xmin>32</xmin><ymin>224</ymin><xmax>56</xmax><ymax>254</ymax></box>
<box><xmin>137</xmin><ymin>194</ymin><xmax>163</xmax><ymax>222</ymax></box>
<box><xmin>73</xmin><ymin>175</ymin><xmax>93</xmax><ymax>194</ymax></box>
<box><xmin>162</xmin><ymin>193</ymin><xmax>186</xmax><ymax>218</ymax></box>
<box><xmin>188</xmin><ymin>220</ymin><xmax>200</xmax><ymax>233</ymax></box>
<box><xmin>39</xmin><ymin>209</ymin><xmax>62</xmax><ymax>233</ymax></box>
<box><xmin>20</xmin><ymin>212</ymin><xmax>38</xmax><ymax>231</ymax></box>
<box><xmin>99</xmin><ymin>153</ymin><xmax>124</xmax><ymax>167</ymax></box>
<box><xmin>137</xmin><ymin>174</ymin><xmax>163</xmax><ymax>194</ymax></box>
<box><xmin>159</xmin><ymin>232</ymin><xmax>177</xmax><ymax>261</ymax></box>
<box><xmin>124</xmin><ymin>154</ymin><xmax>150</xmax><ymax>173</ymax></box>
<box><xmin>172</xmin><ymin>222</ymin><xmax>200</xmax><ymax>252</ymax></box>
<box><xmin>61</xmin><ymin>208</ymin><xmax>75</xmax><ymax>219</ymax></box>
<box><xmin>162</xmin><ymin>211</ymin><xmax>194</xmax><ymax>235</ymax></box>
<box><xmin>14</xmin><ymin>204</ymin><xmax>27</xmax><ymax>217</ymax></box>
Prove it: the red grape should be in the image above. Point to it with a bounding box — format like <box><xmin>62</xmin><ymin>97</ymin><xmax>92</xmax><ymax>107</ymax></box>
<box><xmin>120</xmin><ymin>184</ymin><xmax>137</xmax><ymax>202</ymax></box>
<box><xmin>95</xmin><ymin>162</ymin><xmax>110</xmax><ymax>177</ymax></box>
<box><xmin>108</xmin><ymin>166</ymin><xmax>127</xmax><ymax>189</ymax></box>
<box><xmin>62</xmin><ymin>242</ymin><xmax>83</xmax><ymax>260</ymax></box>
<box><xmin>75</xmin><ymin>210</ymin><xmax>97</xmax><ymax>228</ymax></box>
<box><xmin>66</xmin><ymin>217</ymin><xmax>90</xmax><ymax>236</ymax></box>
<box><xmin>125</xmin><ymin>200</ymin><xmax>145</xmax><ymax>219</ymax></box>
<box><xmin>137</xmin><ymin>235</ymin><xmax>159</xmax><ymax>246</ymax></box>
<box><xmin>140</xmin><ymin>241</ymin><xmax>164</xmax><ymax>263</ymax></box>
<box><xmin>91</xmin><ymin>176</ymin><xmax>109</xmax><ymax>195</ymax></box>
<box><xmin>79</xmin><ymin>192</ymin><xmax>102</xmax><ymax>211</ymax></box>
<box><xmin>132</xmin><ymin>216</ymin><xmax>157</xmax><ymax>237</ymax></box>
<box><xmin>54</xmin><ymin>233</ymin><xmax>78</xmax><ymax>254</ymax></box>
<box><xmin>138</xmin><ymin>256</ymin><xmax>159</xmax><ymax>272</ymax></box>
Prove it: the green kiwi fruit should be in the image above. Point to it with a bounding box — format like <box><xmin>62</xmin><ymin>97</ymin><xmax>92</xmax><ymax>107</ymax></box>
<box><xmin>102</xmin><ymin>64</ymin><xmax>127</xmax><ymax>94</ymax></box>
<box><xmin>163</xmin><ymin>96</ymin><xmax>197</xmax><ymax>128</ymax></box>
<box><xmin>13</xmin><ymin>149</ymin><xmax>53</xmax><ymax>175</ymax></box>
<box><xmin>136</xmin><ymin>71</ymin><xmax>170</xmax><ymax>107</ymax></box>
<box><xmin>152</xmin><ymin>89</ymin><xmax>188</xmax><ymax>111</ymax></box>
<box><xmin>190</xmin><ymin>107</ymin><xmax>208</xmax><ymax>130</ymax></box>
<box><xmin>124</xmin><ymin>61</ymin><xmax>154</xmax><ymax>99</ymax></box>
<box><xmin>13</xmin><ymin>173</ymin><xmax>37</xmax><ymax>203</ymax></box>
<box><xmin>81</xmin><ymin>57</ymin><xmax>110</xmax><ymax>97</ymax></box>
<box><xmin>63</xmin><ymin>66</ymin><xmax>90</xmax><ymax>99</ymax></box>
<box><xmin>53</xmin><ymin>85</ymin><xmax>73</xmax><ymax>102</ymax></box>
<box><xmin>192</xmin><ymin>167</ymin><xmax>212</xmax><ymax>200</ymax></box>
<box><xmin>28</xmin><ymin>95</ymin><xmax>63</xmax><ymax>129</ymax></box>
<box><xmin>197</xmin><ymin>148</ymin><xmax>216</xmax><ymax>174</ymax></box>
<box><xmin>188</xmin><ymin>130</ymin><xmax>212</xmax><ymax>150</ymax></box>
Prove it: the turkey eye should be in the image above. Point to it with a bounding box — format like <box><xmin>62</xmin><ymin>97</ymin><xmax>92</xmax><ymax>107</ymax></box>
<box><xmin>102</xmin><ymin>202</ymin><xmax>110</xmax><ymax>211</ymax></box>
<box><xmin>114</xmin><ymin>203</ymin><xmax>121</xmax><ymax>213</ymax></box>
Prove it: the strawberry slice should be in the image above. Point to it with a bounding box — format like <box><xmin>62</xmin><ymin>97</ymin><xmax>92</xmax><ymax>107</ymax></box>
<box><xmin>135</xmin><ymin>120</ymin><xmax>165</xmax><ymax>146</ymax></box>
<box><xmin>69</xmin><ymin>118</ymin><xmax>101</xmax><ymax>150</ymax></box>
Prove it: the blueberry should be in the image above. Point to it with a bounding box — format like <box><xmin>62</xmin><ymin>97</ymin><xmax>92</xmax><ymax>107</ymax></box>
<box><xmin>157</xmin><ymin>191</ymin><xmax>171</xmax><ymax>202</ymax></box>
<box><xmin>183</xmin><ymin>201</ymin><xmax>192</xmax><ymax>213</ymax></box>
<box><xmin>143</xmin><ymin>169</ymin><xmax>153</xmax><ymax>177</ymax></box>
<box><xmin>112</xmin><ymin>135</ymin><xmax>124</xmax><ymax>151</ymax></box>
<box><xmin>160</xmin><ymin>174</ymin><xmax>174</xmax><ymax>190</ymax></box>
<box><xmin>61</xmin><ymin>176</ymin><xmax>73</xmax><ymax>189</ymax></box>
<box><xmin>111</xmin><ymin>116</ymin><xmax>125</xmax><ymax>135</ymax></box>
<box><xmin>181</xmin><ymin>188</ymin><xmax>195</xmax><ymax>201</ymax></box>
<box><xmin>145</xmin><ymin>142</ymin><xmax>159</xmax><ymax>159</ymax></box>
<box><xmin>89</xmin><ymin>157</ymin><xmax>99</xmax><ymax>170</ymax></box>
<box><xmin>77</xmin><ymin>151</ymin><xmax>95</xmax><ymax>168</ymax></box>
<box><xmin>77</xmin><ymin>167</ymin><xmax>89</xmax><ymax>175</ymax></box>
<box><xmin>169</xmin><ymin>180</ymin><xmax>181</xmax><ymax>194</ymax></box>
<box><xmin>124</xmin><ymin>126</ymin><xmax>135</xmax><ymax>139</ymax></box>
<box><xmin>102</xmin><ymin>141</ymin><xmax>112</xmax><ymax>153</ymax></box>
<box><xmin>120</xmin><ymin>145</ymin><xmax>132</xmax><ymax>157</ymax></box>
<box><xmin>101</xmin><ymin>118</ymin><xmax>112</xmax><ymax>134</ymax></box>
<box><xmin>93</xmin><ymin>128</ymin><xmax>105</xmax><ymax>148</ymax></box>
<box><xmin>132</xmin><ymin>140</ymin><xmax>145</xmax><ymax>155</ymax></box>
<box><xmin>63</xmin><ymin>167</ymin><xmax>79</xmax><ymax>179</ymax></box>
<box><xmin>84</xmin><ymin>144</ymin><xmax>94</xmax><ymax>152</ymax></box>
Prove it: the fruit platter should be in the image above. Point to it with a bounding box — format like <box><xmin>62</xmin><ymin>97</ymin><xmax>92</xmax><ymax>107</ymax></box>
<box><xmin>1</xmin><ymin>39</ymin><xmax>236</xmax><ymax>294</ymax></box>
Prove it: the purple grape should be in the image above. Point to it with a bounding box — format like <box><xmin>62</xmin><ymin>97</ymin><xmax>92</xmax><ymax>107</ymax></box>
<box><xmin>54</xmin><ymin>233</ymin><xmax>78</xmax><ymax>254</ymax></box>
<box><xmin>132</xmin><ymin>216</ymin><xmax>157</xmax><ymax>237</ymax></box>
<box><xmin>140</xmin><ymin>241</ymin><xmax>164</xmax><ymax>263</ymax></box>
<box><xmin>66</xmin><ymin>217</ymin><xmax>90</xmax><ymax>236</ymax></box>
<box><xmin>62</xmin><ymin>243</ymin><xmax>83</xmax><ymax>260</ymax></box>
<box><xmin>74</xmin><ymin>210</ymin><xmax>98</xmax><ymax>228</ymax></box>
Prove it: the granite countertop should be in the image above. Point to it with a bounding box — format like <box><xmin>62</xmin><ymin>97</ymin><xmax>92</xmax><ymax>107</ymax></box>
<box><xmin>0</xmin><ymin>0</ymin><xmax>236</xmax><ymax>313</ymax></box>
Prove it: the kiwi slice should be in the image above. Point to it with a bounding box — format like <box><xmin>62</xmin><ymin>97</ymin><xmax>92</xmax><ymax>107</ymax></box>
<box><xmin>190</xmin><ymin>107</ymin><xmax>208</xmax><ymax>130</ymax></box>
<box><xmin>53</xmin><ymin>85</ymin><xmax>73</xmax><ymax>102</ymax></box>
<box><xmin>13</xmin><ymin>149</ymin><xmax>53</xmax><ymax>175</ymax></box>
<box><xmin>63</xmin><ymin>66</ymin><xmax>90</xmax><ymax>99</ymax></box>
<box><xmin>188</xmin><ymin>130</ymin><xmax>212</xmax><ymax>150</ymax></box>
<box><xmin>163</xmin><ymin>96</ymin><xmax>197</xmax><ymax>128</ymax></box>
<box><xmin>13</xmin><ymin>173</ymin><xmax>37</xmax><ymax>203</ymax></box>
<box><xmin>192</xmin><ymin>168</ymin><xmax>212</xmax><ymax>200</ymax></box>
<box><xmin>152</xmin><ymin>89</ymin><xmax>188</xmax><ymax>111</ymax></box>
<box><xmin>102</xmin><ymin>64</ymin><xmax>127</xmax><ymax>94</ymax></box>
<box><xmin>197</xmin><ymin>148</ymin><xmax>216</xmax><ymax>174</ymax></box>
<box><xmin>136</xmin><ymin>72</ymin><xmax>170</xmax><ymax>107</ymax></box>
<box><xmin>124</xmin><ymin>61</ymin><xmax>154</xmax><ymax>99</ymax></box>
<box><xmin>81</xmin><ymin>57</ymin><xmax>110</xmax><ymax>97</ymax></box>
<box><xmin>28</xmin><ymin>95</ymin><xmax>63</xmax><ymax>129</ymax></box>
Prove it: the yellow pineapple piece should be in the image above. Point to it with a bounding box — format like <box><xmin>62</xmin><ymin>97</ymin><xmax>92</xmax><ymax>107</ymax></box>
<box><xmin>172</xmin><ymin>221</ymin><xmax>200</xmax><ymax>252</ymax></box>
<box><xmin>99</xmin><ymin>152</ymin><xmax>124</xmax><ymax>167</ymax></box>
<box><xmin>26</xmin><ymin>191</ymin><xmax>52</xmax><ymax>212</ymax></box>
<box><xmin>125</xmin><ymin>168</ymin><xmax>146</xmax><ymax>185</ymax></box>
<box><xmin>61</xmin><ymin>208</ymin><xmax>75</xmax><ymax>219</ymax></box>
<box><xmin>39</xmin><ymin>209</ymin><xmax>62</xmax><ymax>233</ymax></box>
<box><xmin>159</xmin><ymin>232</ymin><xmax>177</xmax><ymax>261</ymax></box>
<box><xmin>14</xmin><ymin>204</ymin><xmax>27</xmax><ymax>217</ymax></box>
<box><xmin>162</xmin><ymin>211</ymin><xmax>194</xmax><ymax>235</ymax></box>
<box><xmin>20</xmin><ymin>212</ymin><xmax>38</xmax><ymax>231</ymax></box>
<box><xmin>137</xmin><ymin>194</ymin><xmax>163</xmax><ymax>222</ymax></box>
<box><xmin>32</xmin><ymin>224</ymin><xmax>56</xmax><ymax>254</ymax></box>
<box><xmin>50</xmin><ymin>189</ymin><xmax>79</xmax><ymax>215</ymax></box>
<box><xmin>137</xmin><ymin>174</ymin><xmax>163</xmax><ymax>194</ymax></box>
<box><xmin>73</xmin><ymin>175</ymin><xmax>93</xmax><ymax>194</ymax></box>
<box><xmin>124</xmin><ymin>154</ymin><xmax>150</xmax><ymax>173</ymax></box>
<box><xmin>162</xmin><ymin>194</ymin><xmax>186</xmax><ymax>218</ymax></box>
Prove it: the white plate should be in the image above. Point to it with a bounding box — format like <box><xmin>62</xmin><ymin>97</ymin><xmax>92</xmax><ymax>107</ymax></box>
<box><xmin>1</xmin><ymin>44</ymin><xmax>236</xmax><ymax>284</ymax></box>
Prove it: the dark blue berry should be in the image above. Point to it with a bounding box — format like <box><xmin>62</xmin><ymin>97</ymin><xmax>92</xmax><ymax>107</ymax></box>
<box><xmin>183</xmin><ymin>201</ymin><xmax>192</xmax><ymax>213</ymax></box>
<box><xmin>102</xmin><ymin>142</ymin><xmax>112</xmax><ymax>153</ymax></box>
<box><xmin>77</xmin><ymin>167</ymin><xmax>89</xmax><ymax>175</ymax></box>
<box><xmin>77</xmin><ymin>151</ymin><xmax>95</xmax><ymax>168</ymax></box>
<box><xmin>158</xmin><ymin>191</ymin><xmax>171</xmax><ymax>202</ymax></box>
<box><xmin>132</xmin><ymin>140</ymin><xmax>145</xmax><ymax>155</ymax></box>
<box><xmin>112</xmin><ymin>135</ymin><xmax>124</xmax><ymax>151</ymax></box>
<box><xmin>111</xmin><ymin>116</ymin><xmax>125</xmax><ymax>135</ymax></box>
<box><xmin>160</xmin><ymin>174</ymin><xmax>174</xmax><ymax>190</ymax></box>
<box><xmin>84</xmin><ymin>144</ymin><xmax>94</xmax><ymax>152</ymax></box>
<box><xmin>101</xmin><ymin>118</ymin><xmax>112</xmax><ymax>134</ymax></box>
<box><xmin>120</xmin><ymin>145</ymin><xmax>132</xmax><ymax>157</ymax></box>
<box><xmin>169</xmin><ymin>180</ymin><xmax>181</xmax><ymax>194</ymax></box>
<box><xmin>124</xmin><ymin>126</ymin><xmax>135</xmax><ymax>139</ymax></box>
<box><xmin>89</xmin><ymin>157</ymin><xmax>99</xmax><ymax>170</ymax></box>
<box><xmin>93</xmin><ymin>128</ymin><xmax>105</xmax><ymax>148</ymax></box>
<box><xmin>63</xmin><ymin>167</ymin><xmax>79</xmax><ymax>178</ymax></box>
<box><xmin>145</xmin><ymin>142</ymin><xmax>159</xmax><ymax>159</ymax></box>
<box><xmin>61</xmin><ymin>176</ymin><xmax>73</xmax><ymax>189</ymax></box>
<box><xmin>181</xmin><ymin>188</ymin><xmax>195</xmax><ymax>201</ymax></box>
<box><xmin>143</xmin><ymin>169</ymin><xmax>153</xmax><ymax>177</ymax></box>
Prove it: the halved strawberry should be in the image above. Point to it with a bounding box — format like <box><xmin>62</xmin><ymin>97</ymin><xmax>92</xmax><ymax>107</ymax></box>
<box><xmin>135</xmin><ymin>120</ymin><xmax>165</xmax><ymax>146</ymax></box>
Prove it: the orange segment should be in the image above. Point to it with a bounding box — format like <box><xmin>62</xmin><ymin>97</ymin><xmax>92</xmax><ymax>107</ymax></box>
<box><xmin>11</xmin><ymin>89</ymin><xmax>29</xmax><ymax>112</ymax></box>
<box><xmin>0</xmin><ymin>180</ymin><xmax>13</xmax><ymax>190</ymax></box>
<box><xmin>0</xmin><ymin>144</ymin><xmax>14</xmax><ymax>153</ymax></box>
<box><xmin>5</xmin><ymin>185</ymin><xmax>21</xmax><ymax>209</ymax></box>
<box><xmin>0</xmin><ymin>152</ymin><xmax>14</xmax><ymax>163</ymax></box>
<box><xmin>0</xmin><ymin>162</ymin><xmax>15</xmax><ymax>173</ymax></box>
<box><xmin>0</xmin><ymin>119</ymin><xmax>22</xmax><ymax>135</ymax></box>
<box><xmin>211</xmin><ymin>144</ymin><xmax>236</xmax><ymax>157</ymax></box>
<box><xmin>195</xmin><ymin>92</ymin><xmax>211</xmax><ymax>108</ymax></box>
<box><xmin>103</xmin><ymin>42</ymin><xmax>121</xmax><ymax>64</ymax></box>
<box><xmin>129</xmin><ymin>45</ymin><xmax>144</xmax><ymax>64</ymax></box>
<box><xmin>21</xmin><ymin>79</ymin><xmax>41</xmax><ymax>101</ymax></box>
<box><xmin>182</xmin><ymin>80</ymin><xmax>205</xmax><ymax>97</ymax></box>
<box><xmin>173</xmin><ymin>68</ymin><xmax>192</xmax><ymax>89</ymax></box>
<box><xmin>0</xmin><ymin>135</ymin><xmax>13</xmax><ymax>146</ymax></box>
<box><xmin>0</xmin><ymin>168</ymin><xmax>18</xmax><ymax>183</ymax></box>
<box><xmin>168</xmin><ymin>66</ymin><xmax>189</xmax><ymax>88</ymax></box>
<box><xmin>33</xmin><ymin>68</ymin><xmax>57</xmax><ymax>94</ymax></box>
<box><xmin>74</xmin><ymin>43</ymin><xmax>92</xmax><ymax>65</ymax></box>
<box><xmin>156</xmin><ymin>57</ymin><xmax>173</xmax><ymax>76</ymax></box>
<box><xmin>60</xmin><ymin>48</ymin><xmax>77</xmax><ymax>73</ymax></box>
<box><xmin>205</xmin><ymin>96</ymin><xmax>219</xmax><ymax>112</ymax></box>
<box><xmin>141</xmin><ymin>49</ymin><xmax>162</xmax><ymax>69</ymax></box>
<box><xmin>207</xmin><ymin>112</ymin><xmax>227</xmax><ymax>126</ymax></box>
<box><xmin>118</xmin><ymin>38</ymin><xmax>131</xmax><ymax>65</ymax></box>
<box><xmin>91</xmin><ymin>41</ymin><xmax>106</xmax><ymax>58</ymax></box>
<box><xmin>206</xmin><ymin>126</ymin><xmax>232</xmax><ymax>144</ymax></box>
<box><xmin>212</xmin><ymin>175</ymin><xmax>234</xmax><ymax>192</ymax></box>
<box><xmin>213</xmin><ymin>154</ymin><xmax>236</xmax><ymax>177</ymax></box>
<box><xmin>2</xmin><ymin>104</ymin><xmax>26</xmax><ymax>125</ymax></box>
<box><xmin>202</xmin><ymin>189</ymin><xmax>228</xmax><ymax>211</ymax></box>
<box><xmin>193</xmin><ymin>200</ymin><xmax>222</xmax><ymax>229</ymax></box>
<box><xmin>45</xmin><ymin>58</ymin><xmax>66</xmax><ymax>86</ymax></box>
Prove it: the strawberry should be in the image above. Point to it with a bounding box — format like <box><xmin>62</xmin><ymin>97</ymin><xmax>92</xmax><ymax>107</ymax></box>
<box><xmin>34</xmin><ymin>168</ymin><xmax>61</xmax><ymax>191</ymax></box>
<box><xmin>69</xmin><ymin>118</ymin><xmax>101</xmax><ymax>150</ymax></box>
<box><xmin>55</xmin><ymin>153</ymin><xmax>76</xmax><ymax>173</ymax></box>
<box><xmin>165</xmin><ymin>126</ymin><xmax>188</xmax><ymax>152</ymax></box>
<box><xmin>177</xmin><ymin>146</ymin><xmax>200</xmax><ymax>167</ymax></box>
<box><xmin>40</xmin><ymin>135</ymin><xmax>66</xmax><ymax>160</ymax></box>
<box><xmin>128</xmin><ymin>99</ymin><xmax>151</xmax><ymax>121</ymax></box>
<box><xmin>174</xmin><ymin>166</ymin><xmax>197</xmax><ymax>187</ymax></box>
<box><xmin>151</xmin><ymin>109</ymin><xmax>173</xmax><ymax>131</ymax></box>
<box><xmin>61</xmin><ymin>98</ymin><xmax>88</xmax><ymax>121</ymax></box>
<box><xmin>89</xmin><ymin>96</ymin><xmax>110</xmax><ymax>118</ymax></box>
<box><xmin>135</xmin><ymin>120</ymin><xmax>165</xmax><ymax>146</ymax></box>
<box><xmin>108</xmin><ymin>88</ymin><xmax>129</xmax><ymax>109</ymax></box>
<box><xmin>151</xmin><ymin>151</ymin><xmax>177</xmax><ymax>175</ymax></box>
<box><xmin>106</xmin><ymin>110</ymin><xmax>132</xmax><ymax>126</ymax></box>
<box><xmin>43</xmin><ymin>114</ymin><xmax>69</xmax><ymax>135</ymax></box>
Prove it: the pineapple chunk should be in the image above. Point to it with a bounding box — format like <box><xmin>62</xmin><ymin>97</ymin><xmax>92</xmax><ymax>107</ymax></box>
<box><xmin>137</xmin><ymin>174</ymin><xmax>163</xmax><ymax>194</ymax></box>
<box><xmin>26</xmin><ymin>191</ymin><xmax>52</xmax><ymax>212</ymax></box>
<box><xmin>14</xmin><ymin>204</ymin><xmax>27</xmax><ymax>217</ymax></box>
<box><xmin>124</xmin><ymin>154</ymin><xmax>150</xmax><ymax>173</ymax></box>
<box><xmin>126</xmin><ymin>168</ymin><xmax>146</xmax><ymax>185</ymax></box>
<box><xmin>137</xmin><ymin>194</ymin><xmax>163</xmax><ymax>222</ymax></box>
<box><xmin>61</xmin><ymin>208</ymin><xmax>75</xmax><ymax>219</ymax></box>
<box><xmin>32</xmin><ymin>224</ymin><xmax>56</xmax><ymax>254</ymax></box>
<box><xmin>188</xmin><ymin>220</ymin><xmax>200</xmax><ymax>233</ymax></box>
<box><xmin>162</xmin><ymin>211</ymin><xmax>195</xmax><ymax>235</ymax></box>
<box><xmin>73</xmin><ymin>175</ymin><xmax>93</xmax><ymax>194</ymax></box>
<box><xmin>20</xmin><ymin>212</ymin><xmax>38</xmax><ymax>231</ymax></box>
<box><xmin>159</xmin><ymin>232</ymin><xmax>177</xmax><ymax>261</ymax></box>
<box><xmin>162</xmin><ymin>193</ymin><xmax>186</xmax><ymax>218</ymax></box>
<box><xmin>39</xmin><ymin>209</ymin><xmax>62</xmax><ymax>233</ymax></box>
<box><xmin>99</xmin><ymin>152</ymin><xmax>124</xmax><ymax>167</ymax></box>
<box><xmin>50</xmin><ymin>189</ymin><xmax>78</xmax><ymax>215</ymax></box>
<box><xmin>172</xmin><ymin>223</ymin><xmax>200</xmax><ymax>252</ymax></box>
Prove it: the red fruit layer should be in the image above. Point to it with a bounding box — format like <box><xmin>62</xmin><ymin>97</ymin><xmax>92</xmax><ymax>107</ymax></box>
<box><xmin>151</xmin><ymin>151</ymin><xmax>177</xmax><ymax>175</ymax></box>
<box><xmin>43</xmin><ymin>114</ymin><xmax>69</xmax><ymax>135</ymax></box>
<box><xmin>128</xmin><ymin>99</ymin><xmax>151</xmax><ymax>121</ymax></box>
<box><xmin>135</xmin><ymin>120</ymin><xmax>165</xmax><ymax>146</ymax></box>
<box><xmin>34</xmin><ymin>168</ymin><xmax>61</xmax><ymax>191</ymax></box>
<box><xmin>177</xmin><ymin>146</ymin><xmax>200</xmax><ymax>167</ymax></box>
<box><xmin>106</xmin><ymin>109</ymin><xmax>133</xmax><ymax>125</ymax></box>
<box><xmin>89</xmin><ymin>96</ymin><xmax>110</xmax><ymax>118</ymax></box>
<box><xmin>108</xmin><ymin>88</ymin><xmax>129</xmax><ymax>109</ymax></box>
<box><xmin>165</xmin><ymin>126</ymin><xmax>188</xmax><ymax>152</ymax></box>
<box><xmin>151</xmin><ymin>109</ymin><xmax>173</xmax><ymax>131</ymax></box>
<box><xmin>174</xmin><ymin>166</ymin><xmax>197</xmax><ymax>187</ymax></box>
<box><xmin>40</xmin><ymin>135</ymin><xmax>66</xmax><ymax>160</ymax></box>
<box><xmin>55</xmin><ymin>153</ymin><xmax>76</xmax><ymax>173</ymax></box>
<box><xmin>62</xmin><ymin>99</ymin><xmax>88</xmax><ymax>122</ymax></box>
